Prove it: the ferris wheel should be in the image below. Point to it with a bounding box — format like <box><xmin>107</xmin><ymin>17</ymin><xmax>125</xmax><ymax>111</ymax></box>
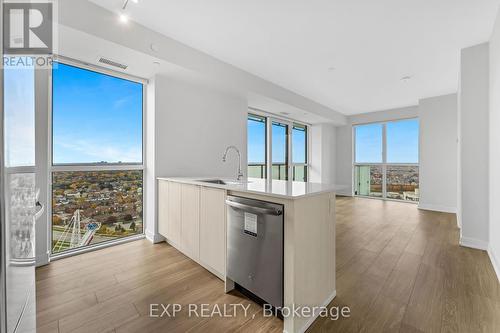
<box><xmin>52</xmin><ymin>209</ymin><xmax>101</xmax><ymax>253</ymax></box>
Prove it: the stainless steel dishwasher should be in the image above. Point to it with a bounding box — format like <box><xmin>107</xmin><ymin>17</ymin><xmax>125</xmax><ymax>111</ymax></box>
<box><xmin>226</xmin><ymin>195</ymin><xmax>284</xmax><ymax>309</ymax></box>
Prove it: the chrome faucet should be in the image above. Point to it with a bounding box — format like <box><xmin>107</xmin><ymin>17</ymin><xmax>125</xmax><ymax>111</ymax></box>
<box><xmin>222</xmin><ymin>146</ymin><xmax>244</xmax><ymax>181</ymax></box>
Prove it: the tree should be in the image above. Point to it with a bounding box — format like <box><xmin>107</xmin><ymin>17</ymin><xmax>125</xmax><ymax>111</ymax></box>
<box><xmin>52</xmin><ymin>215</ymin><xmax>63</xmax><ymax>226</ymax></box>
<box><xmin>123</xmin><ymin>214</ymin><xmax>133</xmax><ymax>221</ymax></box>
<box><xmin>105</xmin><ymin>215</ymin><xmax>117</xmax><ymax>224</ymax></box>
<box><xmin>99</xmin><ymin>225</ymin><xmax>108</xmax><ymax>234</ymax></box>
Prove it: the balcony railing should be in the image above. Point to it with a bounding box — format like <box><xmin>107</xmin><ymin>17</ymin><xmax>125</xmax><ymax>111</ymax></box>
<box><xmin>248</xmin><ymin>163</ymin><xmax>288</xmax><ymax>180</ymax></box>
<box><xmin>354</xmin><ymin>164</ymin><xmax>419</xmax><ymax>202</ymax></box>
<box><xmin>272</xmin><ymin>163</ymin><xmax>288</xmax><ymax>180</ymax></box>
<box><xmin>248</xmin><ymin>163</ymin><xmax>308</xmax><ymax>182</ymax></box>
<box><xmin>248</xmin><ymin>163</ymin><xmax>291</xmax><ymax>180</ymax></box>
<box><xmin>248</xmin><ymin>163</ymin><xmax>266</xmax><ymax>179</ymax></box>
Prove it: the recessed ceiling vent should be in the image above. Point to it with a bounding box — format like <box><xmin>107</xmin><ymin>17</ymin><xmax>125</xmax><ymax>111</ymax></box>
<box><xmin>98</xmin><ymin>57</ymin><xmax>128</xmax><ymax>70</ymax></box>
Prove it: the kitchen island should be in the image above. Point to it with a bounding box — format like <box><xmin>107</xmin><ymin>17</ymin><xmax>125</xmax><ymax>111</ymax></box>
<box><xmin>156</xmin><ymin>177</ymin><xmax>337</xmax><ymax>333</ymax></box>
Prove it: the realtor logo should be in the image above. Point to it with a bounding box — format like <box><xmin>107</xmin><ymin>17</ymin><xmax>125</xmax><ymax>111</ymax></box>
<box><xmin>3</xmin><ymin>2</ymin><xmax>53</xmax><ymax>54</ymax></box>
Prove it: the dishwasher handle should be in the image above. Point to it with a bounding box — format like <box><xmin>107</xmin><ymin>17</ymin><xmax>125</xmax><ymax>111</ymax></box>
<box><xmin>225</xmin><ymin>199</ymin><xmax>283</xmax><ymax>216</ymax></box>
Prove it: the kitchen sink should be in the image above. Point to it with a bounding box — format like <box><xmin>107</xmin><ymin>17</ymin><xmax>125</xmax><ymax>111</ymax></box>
<box><xmin>197</xmin><ymin>179</ymin><xmax>250</xmax><ymax>185</ymax></box>
<box><xmin>198</xmin><ymin>179</ymin><xmax>227</xmax><ymax>185</ymax></box>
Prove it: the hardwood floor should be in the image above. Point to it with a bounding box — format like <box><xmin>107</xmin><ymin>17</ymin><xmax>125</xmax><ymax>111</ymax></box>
<box><xmin>36</xmin><ymin>197</ymin><xmax>500</xmax><ymax>333</ymax></box>
<box><xmin>309</xmin><ymin>197</ymin><xmax>500</xmax><ymax>333</ymax></box>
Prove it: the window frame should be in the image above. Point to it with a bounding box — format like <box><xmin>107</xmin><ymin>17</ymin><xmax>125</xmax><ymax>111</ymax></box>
<box><xmin>48</xmin><ymin>56</ymin><xmax>147</xmax><ymax>259</ymax></box>
<box><xmin>248</xmin><ymin>110</ymin><xmax>310</xmax><ymax>182</ymax></box>
<box><xmin>352</xmin><ymin>117</ymin><xmax>419</xmax><ymax>202</ymax></box>
<box><xmin>271</xmin><ymin>120</ymin><xmax>289</xmax><ymax>181</ymax></box>
<box><xmin>247</xmin><ymin>113</ymin><xmax>267</xmax><ymax>179</ymax></box>
<box><xmin>291</xmin><ymin>123</ymin><xmax>308</xmax><ymax>182</ymax></box>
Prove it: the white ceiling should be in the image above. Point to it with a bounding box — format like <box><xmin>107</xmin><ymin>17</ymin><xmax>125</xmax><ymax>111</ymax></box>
<box><xmin>58</xmin><ymin>25</ymin><xmax>183</xmax><ymax>80</ymax></box>
<box><xmin>89</xmin><ymin>0</ymin><xmax>500</xmax><ymax>115</ymax></box>
<box><xmin>59</xmin><ymin>25</ymin><xmax>250</xmax><ymax>97</ymax></box>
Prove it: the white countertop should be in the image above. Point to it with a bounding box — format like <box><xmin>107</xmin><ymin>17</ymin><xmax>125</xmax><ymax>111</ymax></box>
<box><xmin>157</xmin><ymin>177</ymin><xmax>342</xmax><ymax>200</ymax></box>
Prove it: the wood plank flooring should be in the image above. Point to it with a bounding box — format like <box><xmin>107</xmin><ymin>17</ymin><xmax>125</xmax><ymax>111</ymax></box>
<box><xmin>308</xmin><ymin>197</ymin><xmax>500</xmax><ymax>333</ymax></box>
<box><xmin>36</xmin><ymin>197</ymin><xmax>500</xmax><ymax>333</ymax></box>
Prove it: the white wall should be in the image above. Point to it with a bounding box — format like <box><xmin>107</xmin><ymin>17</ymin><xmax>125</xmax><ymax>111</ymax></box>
<box><xmin>459</xmin><ymin>43</ymin><xmax>490</xmax><ymax>250</ymax></box>
<box><xmin>418</xmin><ymin>94</ymin><xmax>458</xmax><ymax>213</ymax></box>
<box><xmin>310</xmin><ymin>124</ymin><xmax>336</xmax><ymax>184</ymax></box>
<box><xmin>335</xmin><ymin>125</ymin><xmax>353</xmax><ymax>195</ymax></box>
<box><xmin>489</xmin><ymin>8</ymin><xmax>500</xmax><ymax>279</ymax></box>
<box><xmin>154</xmin><ymin>75</ymin><xmax>248</xmax><ymax>179</ymax></box>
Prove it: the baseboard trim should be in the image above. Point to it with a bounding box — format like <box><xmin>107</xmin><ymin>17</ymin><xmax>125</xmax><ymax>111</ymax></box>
<box><xmin>50</xmin><ymin>234</ymin><xmax>145</xmax><ymax>262</ymax></box>
<box><xmin>297</xmin><ymin>290</ymin><xmax>337</xmax><ymax>333</ymax></box>
<box><xmin>459</xmin><ymin>236</ymin><xmax>489</xmax><ymax>251</ymax></box>
<box><xmin>488</xmin><ymin>246</ymin><xmax>500</xmax><ymax>283</ymax></box>
<box><xmin>145</xmin><ymin>230</ymin><xmax>165</xmax><ymax>243</ymax></box>
<box><xmin>35</xmin><ymin>252</ymin><xmax>50</xmax><ymax>267</ymax></box>
<box><xmin>418</xmin><ymin>203</ymin><xmax>457</xmax><ymax>214</ymax></box>
<box><xmin>456</xmin><ymin>212</ymin><xmax>462</xmax><ymax>229</ymax></box>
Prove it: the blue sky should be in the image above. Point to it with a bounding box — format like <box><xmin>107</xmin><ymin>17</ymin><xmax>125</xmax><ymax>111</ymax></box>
<box><xmin>247</xmin><ymin>118</ymin><xmax>266</xmax><ymax>163</ymax></box>
<box><xmin>292</xmin><ymin>126</ymin><xmax>306</xmax><ymax>163</ymax></box>
<box><xmin>355</xmin><ymin>119</ymin><xmax>419</xmax><ymax>163</ymax></box>
<box><xmin>52</xmin><ymin>62</ymin><xmax>143</xmax><ymax>164</ymax></box>
<box><xmin>272</xmin><ymin>123</ymin><xmax>287</xmax><ymax>163</ymax></box>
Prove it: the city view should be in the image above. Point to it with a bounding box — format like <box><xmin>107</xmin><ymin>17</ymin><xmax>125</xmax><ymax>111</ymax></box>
<box><xmin>355</xmin><ymin>165</ymin><xmax>419</xmax><ymax>201</ymax></box>
<box><xmin>52</xmin><ymin>170</ymin><xmax>143</xmax><ymax>253</ymax></box>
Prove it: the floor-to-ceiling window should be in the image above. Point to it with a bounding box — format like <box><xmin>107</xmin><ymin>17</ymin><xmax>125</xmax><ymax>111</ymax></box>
<box><xmin>247</xmin><ymin>113</ymin><xmax>308</xmax><ymax>182</ymax></box>
<box><xmin>51</xmin><ymin>61</ymin><xmax>145</xmax><ymax>255</ymax></box>
<box><xmin>354</xmin><ymin>118</ymin><xmax>419</xmax><ymax>202</ymax></box>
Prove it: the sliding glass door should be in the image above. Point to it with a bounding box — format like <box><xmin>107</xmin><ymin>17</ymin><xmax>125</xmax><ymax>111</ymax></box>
<box><xmin>51</xmin><ymin>61</ymin><xmax>145</xmax><ymax>255</ymax></box>
<box><xmin>354</xmin><ymin>119</ymin><xmax>419</xmax><ymax>202</ymax></box>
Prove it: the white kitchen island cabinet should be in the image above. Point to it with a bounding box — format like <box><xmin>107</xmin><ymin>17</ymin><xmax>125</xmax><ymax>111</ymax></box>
<box><xmin>158</xmin><ymin>181</ymin><xmax>226</xmax><ymax>278</ymax></box>
<box><xmin>157</xmin><ymin>177</ymin><xmax>338</xmax><ymax>333</ymax></box>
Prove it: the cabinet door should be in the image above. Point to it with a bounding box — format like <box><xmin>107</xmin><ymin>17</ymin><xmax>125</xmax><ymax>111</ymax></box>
<box><xmin>167</xmin><ymin>181</ymin><xmax>182</xmax><ymax>245</ymax></box>
<box><xmin>158</xmin><ymin>180</ymin><xmax>169</xmax><ymax>237</ymax></box>
<box><xmin>181</xmin><ymin>184</ymin><xmax>200</xmax><ymax>260</ymax></box>
<box><xmin>200</xmin><ymin>187</ymin><xmax>226</xmax><ymax>276</ymax></box>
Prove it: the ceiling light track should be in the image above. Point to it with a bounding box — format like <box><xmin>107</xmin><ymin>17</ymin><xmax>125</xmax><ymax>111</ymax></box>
<box><xmin>122</xmin><ymin>0</ymin><xmax>138</xmax><ymax>10</ymax></box>
<box><xmin>120</xmin><ymin>0</ymin><xmax>138</xmax><ymax>23</ymax></box>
